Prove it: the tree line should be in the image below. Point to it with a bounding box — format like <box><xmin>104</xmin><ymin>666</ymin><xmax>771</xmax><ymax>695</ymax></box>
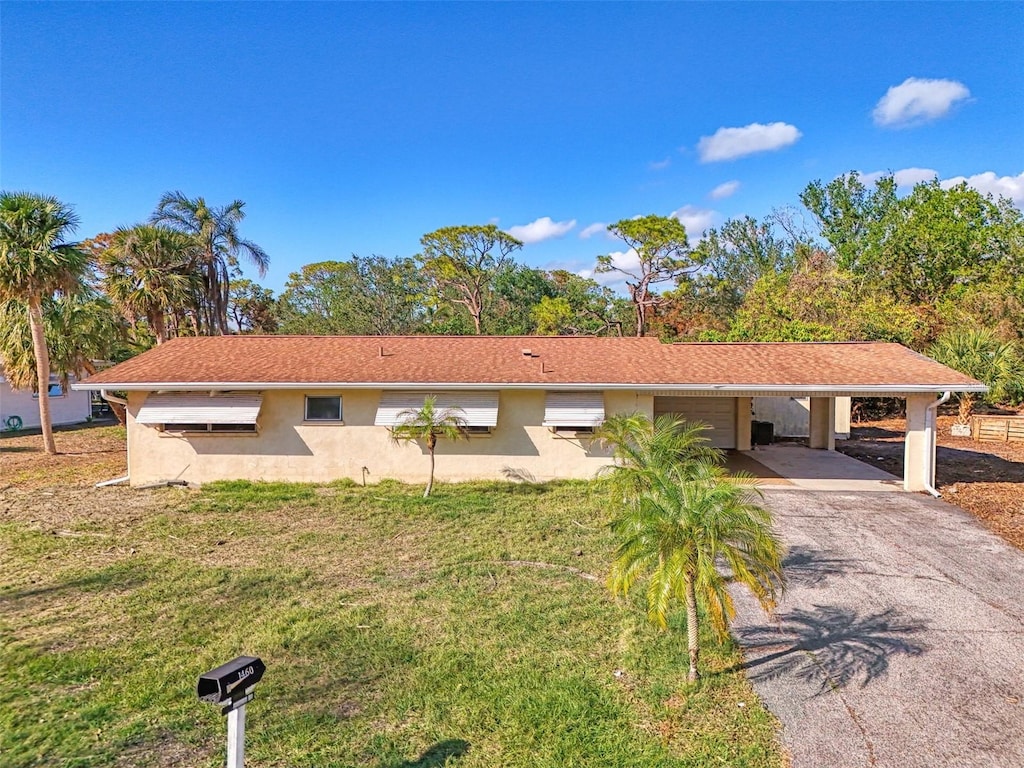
<box><xmin>3</xmin><ymin>173</ymin><xmax>1024</xmax><ymax>451</ymax></box>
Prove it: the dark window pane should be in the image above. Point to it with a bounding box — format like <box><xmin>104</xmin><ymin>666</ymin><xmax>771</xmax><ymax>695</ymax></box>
<box><xmin>306</xmin><ymin>396</ymin><xmax>342</xmax><ymax>421</ymax></box>
<box><xmin>211</xmin><ymin>423</ymin><xmax>257</xmax><ymax>432</ymax></box>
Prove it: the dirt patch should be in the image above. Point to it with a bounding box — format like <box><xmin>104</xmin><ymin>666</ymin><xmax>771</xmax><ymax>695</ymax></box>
<box><xmin>0</xmin><ymin>422</ymin><xmax>127</xmax><ymax>490</ymax></box>
<box><xmin>838</xmin><ymin>415</ymin><xmax>1024</xmax><ymax>551</ymax></box>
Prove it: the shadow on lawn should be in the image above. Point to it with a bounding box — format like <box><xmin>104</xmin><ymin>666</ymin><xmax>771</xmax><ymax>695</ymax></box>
<box><xmin>732</xmin><ymin>604</ymin><xmax>928</xmax><ymax>694</ymax></box>
<box><xmin>390</xmin><ymin>739</ymin><xmax>470</xmax><ymax>768</ymax></box>
<box><xmin>0</xmin><ymin>562</ymin><xmax>150</xmax><ymax>605</ymax></box>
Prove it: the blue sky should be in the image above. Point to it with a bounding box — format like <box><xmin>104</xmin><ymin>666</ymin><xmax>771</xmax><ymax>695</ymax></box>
<box><xmin>3</xmin><ymin>2</ymin><xmax>1022</xmax><ymax>293</ymax></box>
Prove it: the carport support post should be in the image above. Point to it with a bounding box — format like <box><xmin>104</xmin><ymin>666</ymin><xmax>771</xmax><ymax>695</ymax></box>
<box><xmin>808</xmin><ymin>397</ymin><xmax>835</xmax><ymax>450</ymax></box>
<box><xmin>904</xmin><ymin>394</ymin><xmax>934</xmax><ymax>492</ymax></box>
<box><xmin>735</xmin><ymin>397</ymin><xmax>752</xmax><ymax>451</ymax></box>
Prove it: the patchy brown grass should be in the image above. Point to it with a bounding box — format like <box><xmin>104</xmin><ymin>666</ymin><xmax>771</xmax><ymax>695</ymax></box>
<box><xmin>0</xmin><ymin>423</ymin><xmax>127</xmax><ymax>490</ymax></box>
<box><xmin>838</xmin><ymin>414</ymin><xmax>1024</xmax><ymax>551</ymax></box>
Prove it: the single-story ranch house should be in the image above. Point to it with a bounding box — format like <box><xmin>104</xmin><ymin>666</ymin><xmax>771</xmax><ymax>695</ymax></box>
<box><xmin>74</xmin><ymin>336</ymin><xmax>986</xmax><ymax>492</ymax></box>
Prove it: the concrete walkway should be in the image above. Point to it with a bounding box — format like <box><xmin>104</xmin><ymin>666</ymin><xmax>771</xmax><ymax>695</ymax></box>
<box><xmin>742</xmin><ymin>443</ymin><xmax>904</xmax><ymax>492</ymax></box>
<box><xmin>731</xmin><ymin>490</ymin><xmax>1024</xmax><ymax>768</ymax></box>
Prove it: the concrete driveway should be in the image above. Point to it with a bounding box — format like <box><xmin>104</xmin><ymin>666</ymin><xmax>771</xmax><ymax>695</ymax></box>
<box><xmin>730</xmin><ymin>490</ymin><xmax>1024</xmax><ymax>768</ymax></box>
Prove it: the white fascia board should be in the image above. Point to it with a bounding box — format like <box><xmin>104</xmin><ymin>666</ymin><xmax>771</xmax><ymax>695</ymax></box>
<box><xmin>72</xmin><ymin>381</ymin><xmax>989</xmax><ymax>394</ymax></box>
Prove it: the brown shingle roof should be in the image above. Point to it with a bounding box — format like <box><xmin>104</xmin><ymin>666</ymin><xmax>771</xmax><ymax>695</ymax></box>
<box><xmin>77</xmin><ymin>336</ymin><xmax>986</xmax><ymax>392</ymax></box>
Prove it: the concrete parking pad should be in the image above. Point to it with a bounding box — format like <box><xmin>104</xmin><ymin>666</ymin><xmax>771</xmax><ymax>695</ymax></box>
<box><xmin>744</xmin><ymin>443</ymin><xmax>904</xmax><ymax>492</ymax></box>
<box><xmin>731</xmin><ymin>490</ymin><xmax>1024</xmax><ymax>768</ymax></box>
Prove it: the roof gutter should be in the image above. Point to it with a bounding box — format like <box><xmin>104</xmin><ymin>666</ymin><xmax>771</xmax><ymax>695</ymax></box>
<box><xmin>72</xmin><ymin>381</ymin><xmax>990</xmax><ymax>394</ymax></box>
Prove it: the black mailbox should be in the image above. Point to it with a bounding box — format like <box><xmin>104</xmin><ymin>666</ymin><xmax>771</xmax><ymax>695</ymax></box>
<box><xmin>197</xmin><ymin>656</ymin><xmax>266</xmax><ymax>705</ymax></box>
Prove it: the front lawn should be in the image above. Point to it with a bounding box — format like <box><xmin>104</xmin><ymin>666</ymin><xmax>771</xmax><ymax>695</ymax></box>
<box><xmin>0</xmin><ymin>479</ymin><xmax>782</xmax><ymax>767</ymax></box>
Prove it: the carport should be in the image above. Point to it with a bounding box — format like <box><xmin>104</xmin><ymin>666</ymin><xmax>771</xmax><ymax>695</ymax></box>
<box><xmin>657</xmin><ymin>343</ymin><xmax>988</xmax><ymax>493</ymax></box>
<box><xmin>657</xmin><ymin>387</ymin><xmax>983</xmax><ymax>493</ymax></box>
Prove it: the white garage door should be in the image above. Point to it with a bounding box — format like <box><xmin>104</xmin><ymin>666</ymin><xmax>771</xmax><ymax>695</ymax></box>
<box><xmin>654</xmin><ymin>397</ymin><xmax>737</xmax><ymax>449</ymax></box>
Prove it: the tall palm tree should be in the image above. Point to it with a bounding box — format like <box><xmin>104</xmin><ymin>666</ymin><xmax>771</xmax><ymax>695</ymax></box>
<box><xmin>0</xmin><ymin>192</ymin><xmax>88</xmax><ymax>454</ymax></box>
<box><xmin>389</xmin><ymin>396</ymin><xmax>468</xmax><ymax>497</ymax></box>
<box><xmin>598</xmin><ymin>413</ymin><xmax>785</xmax><ymax>683</ymax></box>
<box><xmin>0</xmin><ymin>288</ymin><xmax>123</xmax><ymax>388</ymax></box>
<box><xmin>150</xmin><ymin>192</ymin><xmax>269</xmax><ymax>335</ymax></box>
<box><xmin>102</xmin><ymin>224</ymin><xmax>202</xmax><ymax>344</ymax></box>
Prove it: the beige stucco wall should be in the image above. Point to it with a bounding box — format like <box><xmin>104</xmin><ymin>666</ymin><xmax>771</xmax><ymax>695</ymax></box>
<box><xmin>126</xmin><ymin>389</ymin><xmax>655</xmax><ymax>486</ymax></box>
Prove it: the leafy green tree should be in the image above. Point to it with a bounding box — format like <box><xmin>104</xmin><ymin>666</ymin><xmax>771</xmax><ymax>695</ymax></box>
<box><xmin>597</xmin><ymin>414</ymin><xmax>785</xmax><ymax>682</ymax></box>
<box><xmin>228</xmin><ymin>279</ymin><xmax>278</xmax><ymax>334</ymax></box>
<box><xmin>596</xmin><ymin>215</ymin><xmax>698</xmax><ymax>336</ymax></box>
<box><xmin>488</xmin><ymin>265</ymin><xmax>557</xmax><ymax>334</ymax></box>
<box><xmin>532</xmin><ymin>270</ymin><xmax>631</xmax><ymax>336</ymax></box>
<box><xmin>799</xmin><ymin>172</ymin><xmax>898</xmax><ymax>273</ymax></box>
<box><xmin>151</xmin><ymin>192</ymin><xmax>269</xmax><ymax>335</ymax></box>
<box><xmin>928</xmin><ymin>329</ymin><xmax>1024</xmax><ymax>423</ymax></box>
<box><xmin>726</xmin><ymin>253</ymin><xmax>930</xmax><ymax>347</ymax></box>
<box><xmin>278</xmin><ymin>257</ymin><xmax>425</xmax><ymax>335</ymax></box>
<box><xmin>101</xmin><ymin>224</ymin><xmax>202</xmax><ymax>344</ymax></box>
<box><xmin>0</xmin><ymin>192</ymin><xmax>89</xmax><ymax>453</ymax></box>
<box><xmin>418</xmin><ymin>225</ymin><xmax>523</xmax><ymax>334</ymax></box>
<box><xmin>388</xmin><ymin>396</ymin><xmax>468</xmax><ymax>497</ymax></box>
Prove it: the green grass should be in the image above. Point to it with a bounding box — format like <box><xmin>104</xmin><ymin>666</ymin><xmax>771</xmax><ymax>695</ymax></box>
<box><xmin>0</xmin><ymin>480</ymin><xmax>782</xmax><ymax>767</ymax></box>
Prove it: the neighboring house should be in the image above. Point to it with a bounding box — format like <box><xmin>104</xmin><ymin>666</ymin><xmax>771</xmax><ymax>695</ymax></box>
<box><xmin>1</xmin><ymin>372</ymin><xmax>92</xmax><ymax>431</ymax></box>
<box><xmin>73</xmin><ymin>336</ymin><xmax>986</xmax><ymax>491</ymax></box>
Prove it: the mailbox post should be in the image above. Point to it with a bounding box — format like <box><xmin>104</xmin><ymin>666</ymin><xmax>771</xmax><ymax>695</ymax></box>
<box><xmin>198</xmin><ymin>656</ymin><xmax>266</xmax><ymax>768</ymax></box>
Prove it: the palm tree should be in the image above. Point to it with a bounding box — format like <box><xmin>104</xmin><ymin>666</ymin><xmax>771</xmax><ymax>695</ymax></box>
<box><xmin>0</xmin><ymin>288</ymin><xmax>123</xmax><ymax>388</ymax></box>
<box><xmin>389</xmin><ymin>396</ymin><xmax>468</xmax><ymax>497</ymax></box>
<box><xmin>102</xmin><ymin>224</ymin><xmax>202</xmax><ymax>344</ymax></box>
<box><xmin>928</xmin><ymin>329</ymin><xmax>1023</xmax><ymax>424</ymax></box>
<box><xmin>598</xmin><ymin>413</ymin><xmax>785</xmax><ymax>683</ymax></box>
<box><xmin>150</xmin><ymin>192</ymin><xmax>269</xmax><ymax>335</ymax></box>
<box><xmin>0</xmin><ymin>192</ymin><xmax>88</xmax><ymax>454</ymax></box>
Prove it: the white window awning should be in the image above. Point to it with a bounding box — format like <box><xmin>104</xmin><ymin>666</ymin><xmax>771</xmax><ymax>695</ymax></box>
<box><xmin>375</xmin><ymin>391</ymin><xmax>499</xmax><ymax>428</ymax></box>
<box><xmin>136</xmin><ymin>393</ymin><xmax>264</xmax><ymax>425</ymax></box>
<box><xmin>543</xmin><ymin>391</ymin><xmax>605</xmax><ymax>427</ymax></box>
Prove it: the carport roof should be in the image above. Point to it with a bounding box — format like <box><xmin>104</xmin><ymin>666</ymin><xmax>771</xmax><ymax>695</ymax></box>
<box><xmin>75</xmin><ymin>336</ymin><xmax>987</xmax><ymax>394</ymax></box>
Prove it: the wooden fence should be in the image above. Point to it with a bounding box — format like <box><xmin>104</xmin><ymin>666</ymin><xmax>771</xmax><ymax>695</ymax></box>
<box><xmin>971</xmin><ymin>414</ymin><xmax>1024</xmax><ymax>443</ymax></box>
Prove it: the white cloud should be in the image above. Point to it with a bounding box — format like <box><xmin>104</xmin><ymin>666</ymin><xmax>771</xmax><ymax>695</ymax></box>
<box><xmin>506</xmin><ymin>216</ymin><xmax>576</xmax><ymax>245</ymax></box>
<box><xmin>584</xmin><ymin>249</ymin><xmax>640</xmax><ymax>288</ymax></box>
<box><xmin>873</xmin><ymin>77</ymin><xmax>970</xmax><ymax>127</ymax></box>
<box><xmin>648</xmin><ymin>157</ymin><xmax>671</xmax><ymax>171</ymax></box>
<box><xmin>941</xmin><ymin>171</ymin><xmax>1024</xmax><ymax>205</ymax></box>
<box><xmin>579</xmin><ymin>222</ymin><xmax>610</xmax><ymax>240</ymax></box>
<box><xmin>857</xmin><ymin>167</ymin><xmax>939</xmax><ymax>187</ymax></box>
<box><xmin>697</xmin><ymin>122</ymin><xmax>802</xmax><ymax>162</ymax></box>
<box><xmin>670</xmin><ymin>205</ymin><xmax>716</xmax><ymax>238</ymax></box>
<box><xmin>709</xmin><ymin>180</ymin><xmax>741</xmax><ymax>200</ymax></box>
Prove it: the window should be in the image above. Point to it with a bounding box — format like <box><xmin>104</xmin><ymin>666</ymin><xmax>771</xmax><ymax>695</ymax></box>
<box><xmin>167</xmin><ymin>423</ymin><xmax>257</xmax><ymax>433</ymax></box>
<box><xmin>552</xmin><ymin>425</ymin><xmax>595</xmax><ymax>435</ymax></box>
<box><xmin>543</xmin><ymin>392</ymin><xmax>605</xmax><ymax>434</ymax></box>
<box><xmin>464</xmin><ymin>425</ymin><xmax>493</xmax><ymax>436</ymax></box>
<box><xmin>305</xmin><ymin>396</ymin><xmax>342</xmax><ymax>422</ymax></box>
<box><xmin>137</xmin><ymin>393</ymin><xmax>263</xmax><ymax>433</ymax></box>
<box><xmin>33</xmin><ymin>382</ymin><xmax>64</xmax><ymax>398</ymax></box>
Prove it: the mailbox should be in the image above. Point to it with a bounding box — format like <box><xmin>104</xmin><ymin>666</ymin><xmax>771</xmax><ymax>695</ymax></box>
<box><xmin>197</xmin><ymin>656</ymin><xmax>266</xmax><ymax>706</ymax></box>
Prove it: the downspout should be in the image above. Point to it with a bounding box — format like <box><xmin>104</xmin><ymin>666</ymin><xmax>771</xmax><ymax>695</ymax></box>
<box><xmin>97</xmin><ymin>389</ymin><xmax>131</xmax><ymax>488</ymax></box>
<box><xmin>923</xmin><ymin>391</ymin><xmax>951</xmax><ymax>498</ymax></box>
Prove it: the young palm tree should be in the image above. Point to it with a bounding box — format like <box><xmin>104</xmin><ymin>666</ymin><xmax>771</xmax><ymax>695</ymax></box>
<box><xmin>389</xmin><ymin>396</ymin><xmax>468</xmax><ymax>497</ymax></box>
<box><xmin>599</xmin><ymin>413</ymin><xmax>785</xmax><ymax>683</ymax></box>
<box><xmin>150</xmin><ymin>192</ymin><xmax>269</xmax><ymax>335</ymax></box>
<box><xmin>102</xmin><ymin>224</ymin><xmax>202</xmax><ymax>344</ymax></box>
<box><xmin>928</xmin><ymin>328</ymin><xmax>1023</xmax><ymax>423</ymax></box>
<box><xmin>0</xmin><ymin>192</ymin><xmax>88</xmax><ymax>454</ymax></box>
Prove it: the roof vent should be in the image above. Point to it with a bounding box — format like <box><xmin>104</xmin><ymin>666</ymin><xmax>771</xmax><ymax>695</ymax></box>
<box><xmin>522</xmin><ymin>348</ymin><xmax>532</xmax><ymax>356</ymax></box>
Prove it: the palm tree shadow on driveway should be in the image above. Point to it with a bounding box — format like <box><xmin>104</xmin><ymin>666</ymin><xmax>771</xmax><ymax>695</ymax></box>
<box><xmin>731</xmin><ymin>604</ymin><xmax>929</xmax><ymax>695</ymax></box>
<box><xmin>389</xmin><ymin>739</ymin><xmax>470</xmax><ymax>768</ymax></box>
